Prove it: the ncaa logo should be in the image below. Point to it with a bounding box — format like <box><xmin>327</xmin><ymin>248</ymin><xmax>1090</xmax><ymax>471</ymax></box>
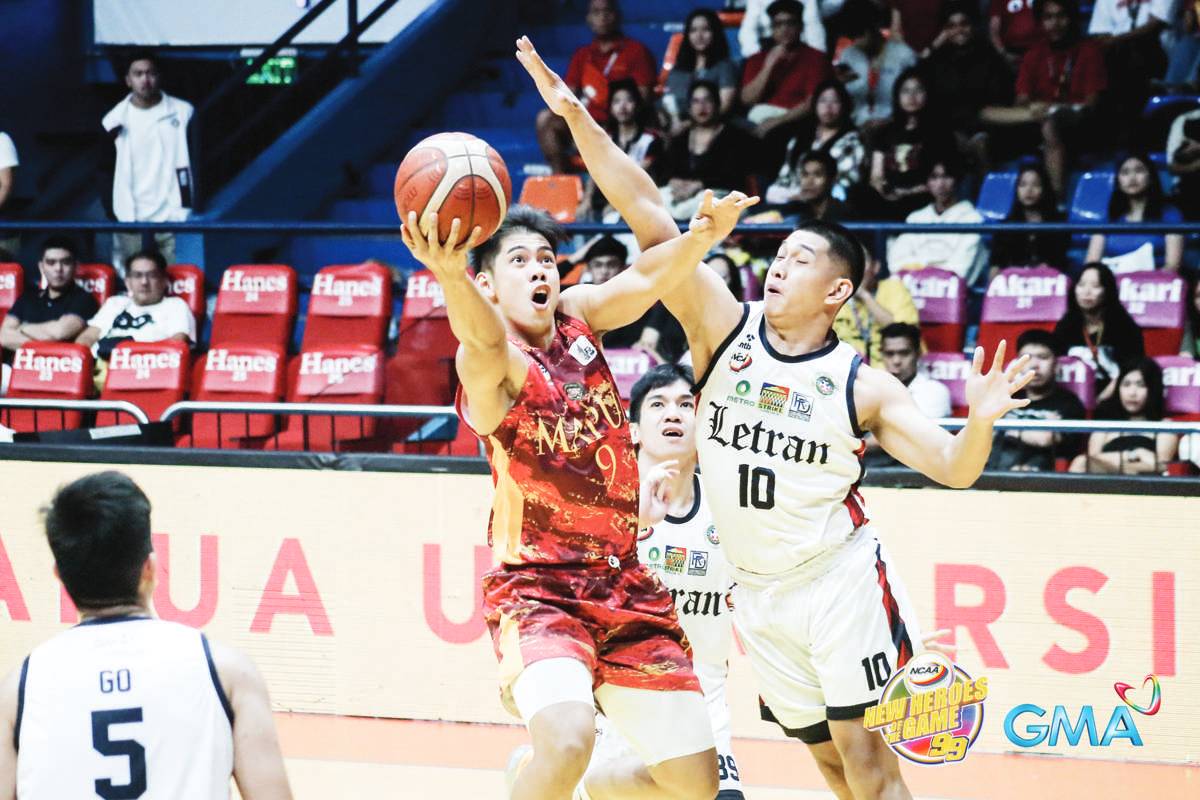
<box><xmin>904</xmin><ymin>652</ymin><xmax>956</xmax><ymax>695</ymax></box>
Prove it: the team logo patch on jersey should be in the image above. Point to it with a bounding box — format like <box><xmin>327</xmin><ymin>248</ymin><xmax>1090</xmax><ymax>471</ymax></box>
<box><xmin>664</xmin><ymin>545</ymin><xmax>687</xmax><ymax>574</ymax></box>
<box><xmin>568</xmin><ymin>336</ymin><xmax>598</xmax><ymax>365</ymax></box>
<box><xmin>736</xmin><ymin>380</ymin><xmax>752</xmax><ymax>396</ymax></box>
<box><xmin>758</xmin><ymin>382</ymin><xmax>790</xmax><ymax>414</ymax></box>
<box><xmin>729</xmin><ymin>350</ymin><xmax>752</xmax><ymax>372</ymax></box>
<box><xmin>688</xmin><ymin>550</ymin><xmax>709</xmax><ymax>576</ymax></box>
<box><xmin>788</xmin><ymin>391</ymin><xmax>813</xmax><ymax>421</ymax></box>
<box><xmin>706</xmin><ymin>525</ymin><xmax>720</xmax><ymax>545</ymax></box>
<box><xmin>816</xmin><ymin>374</ymin><xmax>837</xmax><ymax>396</ymax></box>
<box><xmin>564</xmin><ymin>382</ymin><xmax>585</xmax><ymax>401</ymax></box>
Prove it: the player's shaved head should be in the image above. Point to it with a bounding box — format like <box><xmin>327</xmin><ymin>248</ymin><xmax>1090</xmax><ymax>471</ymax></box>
<box><xmin>471</xmin><ymin>205</ymin><xmax>564</xmax><ymax>274</ymax></box>
<box><xmin>793</xmin><ymin>220</ymin><xmax>866</xmax><ymax>292</ymax></box>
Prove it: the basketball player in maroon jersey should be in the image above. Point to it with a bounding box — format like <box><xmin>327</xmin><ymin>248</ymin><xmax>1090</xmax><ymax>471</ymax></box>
<box><xmin>400</xmin><ymin>139</ymin><xmax>756</xmax><ymax>799</ymax></box>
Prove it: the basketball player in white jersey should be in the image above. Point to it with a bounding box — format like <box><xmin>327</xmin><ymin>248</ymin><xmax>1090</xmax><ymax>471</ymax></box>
<box><xmin>0</xmin><ymin>471</ymin><xmax>292</xmax><ymax>800</ymax></box>
<box><xmin>518</xmin><ymin>36</ymin><xmax>1033</xmax><ymax>800</ymax></box>
<box><xmin>581</xmin><ymin>363</ymin><xmax>744</xmax><ymax>800</ymax></box>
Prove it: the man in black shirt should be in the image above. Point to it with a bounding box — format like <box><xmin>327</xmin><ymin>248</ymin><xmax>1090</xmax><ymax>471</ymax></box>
<box><xmin>987</xmin><ymin>328</ymin><xmax>1085</xmax><ymax>471</ymax></box>
<box><xmin>0</xmin><ymin>237</ymin><xmax>99</xmax><ymax>351</ymax></box>
<box><xmin>588</xmin><ymin>235</ymin><xmax>688</xmax><ymax>363</ymax></box>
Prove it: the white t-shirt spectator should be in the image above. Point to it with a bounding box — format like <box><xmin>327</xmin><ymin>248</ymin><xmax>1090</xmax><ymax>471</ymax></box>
<box><xmin>888</xmin><ymin>200</ymin><xmax>984</xmax><ymax>279</ymax></box>
<box><xmin>88</xmin><ymin>295</ymin><xmax>195</xmax><ymax>357</ymax></box>
<box><xmin>102</xmin><ymin>93</ymin><xmax>194</xmax><ymax>222</ymax></box>
<box><xmin>738</xmin><ymin>0</ymin><xmax>828</xmax><ymax>56</ymax></box>
<box><xmin>1088</xmin><ymin>0</ymin><xmax>1176</xmax><ymax>34</ymax></box>
<box><xmin>0</xmin><ymin>133</ymin><xmax>17</xmax><ymax>170</ymax></box>
<box><xmin>907</xmin><ymin>372</ymin><xmax>953</xmax><ymax>418</ymax></box>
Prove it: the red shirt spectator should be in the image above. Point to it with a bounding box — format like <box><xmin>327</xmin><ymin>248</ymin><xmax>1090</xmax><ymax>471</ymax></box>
<box><xmin>989</xmin><ymin>0</ymin><xmax>1041</xmax><ymax>53</ymax></box>
<box><xmin>1015</xmin><ymin>37</ymin><xmax>1106</xmax><ymax>103</ymax></box>
<box><xmin>741</xmin><ymin>44</ymin><xmax>834</xmax><ymax>110</ymax></box>
<box><xmin>888</xmin><ymin>0</ymin><xmax>946</xmax><ymax>53</ymax></box>
<box><xmin>565</xmin><ymin>36</ymin><xmax>656</xmax><ymax>124</ymax></box>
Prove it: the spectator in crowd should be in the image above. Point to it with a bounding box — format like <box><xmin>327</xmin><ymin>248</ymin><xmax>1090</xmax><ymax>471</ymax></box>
<box><xmin>887</xmin><ymin>151</ymin><xmax>984</xmax><ymax>279</ymax></box>
<box><xmin>663</xmin><ymin>9</ymin><xmax>739</xmax><ymax>134</ymax></box>
<box><xmin>661</xmin><ymin>81</ymin><xmax>755</xmax><ymax>219</ymax></box>
<box><xmin>578</xmin><ymin>79</ymin><xmax>666</xmax><ymax>220</ymax></box>
<box><xmin>0</xmin><ymin>237</ymin><xmax>99</xmax><ymax>351</ymax></box>
<box><xmin>1165</xmin><ymin>3</ymin><xmax>1200</xmax><ymax>89</ymax></box>
<box><xmin>861</xmin><ymin>322</ymin><xmax>951</xmax><ymax>467</ymax></box>
<box><xmin>1053</xmin><ymin>262</ymin><xmax>1145</xmax><ymax>402</ymax></box>
<box><xmin>536</xmin><ymin>0</ymin><xmax>656</xmax><ymax>173</ymax></box>
<box><xmin>834</xmin><ymin>246</ymin><xmax>919</xmax><ymax>364</ymax></box>
<box><xmin>1180</xmin><ymin>277</ymin><xmax>1200</xmax><ymax>358</ymax></box>
<box><xmin>1071</xmin><ymin>357</ymin><xmax>1178</xmax><ymax>473</ymax></box>
<box><xmin>581</xmin><ymin>235</ymin><xmax>688</xmax><ymax>362</ymax></box>
<box><xmin>102</xmin><ymin>51</ymin><xmax>193</xmax><ymax>276</ymax></box>
<box><xmin>889</xmin><ymin>0</ymin><xmax>949</xmax><ymax>54</ymax></box>
<box><xmin>987</xmin><ymin>328</ymin><xmax>1086</xmax><ymax>471</ymax></box>
<box><xmin>739</xmin><ymin>0</ymin><xmax>835</xmax><ymax>142</ymax></box>
<box><xmin>738</xmin><ymin>0</ymin><xmax>828</xmax><ymax>56</ymax></box>
<box><xmin>1167</xmin><ymin>107</ymin><xmax>1200</xmax><ymax>220</ymax></box>
<box><xmin>1087</xmin><ymin>0</ymin><xmax>1171</xmax><ymax>137</ymax></box>
<box><xmin>836</xmin><ymin>4</ymin><xmax>917</xmax><ymax>130</ymax></box>
<box><xmin>989</xmin><ymin>0</ymin><xmax>1042</xmax><ymax>65</ymax></box>
<box><xmin>922</xmin><ymin>1</ymin><xmax>1014</xmax><ymax>150</ymax></box>
<box><xmin>865</xmin><ymin>67</ymin><xmax>957</xmax><ymax>219</ymax></box>
<box><xmin>705</xmin><ymin>252</ymin><xmax>746</xmax><ymax>301</ymax></box>
<box><xmin>989</xmin><ymin>162</ymin><xmax>1068</xmax><ymax>277</ymax></box>
<box><xmin>762</xmin><ymin>150</ymin><xmax>852</xmax><ymax>222</ymax></box>
<box><xmin>0</xmin><ymin>130</ymin><xmax>17</xmax><ymax>260</ymax></box>
<box><xmin>980</xmin><ymin>0</ymin><xmax>1106</xmax><ymax>198</ymax></box>
<box><xmin>1085</xmin><ymin>152</ymin><xmax>1183</xmax><ymax>273</ymax></box>
<box><xmin>76</xmin><ymin>249</ymin><xmax>194</xmax><ymax>390</ymax></box>
<box><xmin>767</xmin><ymin>80</ymin><xmax>864</xmax><ymax>204</ymax></box>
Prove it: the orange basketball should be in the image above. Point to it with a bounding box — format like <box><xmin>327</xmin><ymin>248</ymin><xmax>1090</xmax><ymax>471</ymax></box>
<box><xmin>394</xmin><ymin>132</ymin><xmax>512</xmax><ymax>247</ymax></box>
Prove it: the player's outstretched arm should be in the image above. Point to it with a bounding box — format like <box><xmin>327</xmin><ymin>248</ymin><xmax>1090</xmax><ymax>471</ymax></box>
<box><xmin>563</xmin><ymin>191</ymin><xmax>758</xmax><ymax>333</ymax></box>
<box><xmin>208</xmin><ymin>640</ymin><xmax>293</xmax><ymax>800</ymax></box>
<box><xmin>0</xmin><ymin>663</ymin><xmax>18</xmax><ymax>800</ymax></box>
<box><xmin>860</xmin><ymin>341</ymin><xmax>1033</xmax><ymax>489</ymax></box>
<box><xmin>402</xmin><ymin>212</ymin><xmax>527</xmax><ymax>434</ymax></box>
<box><xmin>515</xmin><ymin>36</ymin><xmax>678</xmax><ymax>250</ymax></box>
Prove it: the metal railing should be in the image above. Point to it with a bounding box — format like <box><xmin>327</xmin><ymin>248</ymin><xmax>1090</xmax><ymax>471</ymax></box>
<box><xmin>0</xmin><ymin>399</ymin><xmax>149</xmax><ymax>425</ymax></box>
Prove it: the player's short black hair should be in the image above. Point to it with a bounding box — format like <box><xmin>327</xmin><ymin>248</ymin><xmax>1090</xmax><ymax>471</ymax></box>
<box><xmin>880</xmin><ymin>322</ymin><xmax>921</xmax><ymax>352</ymax></box>
<box><xmin>44</xmin><ymin>472</ymin><xmax>153</xmax><ymax>610</ymax></box>
<box><xmin>126</xmin><ymin>248</ymin><xmax>168</xmax><ymax>274</ymax></box>
<box><xmin>124</xmin><ymin>50</ymin><xmax>159</xmax><ymax>75</ymax></box>
<box><xmin>40</xmin><ymin>235</ymin><xmax>79</xmax><ymax>263</ymax></box>
<box><xmin>471</xmin><ymin>205</ymin><xmax>564</xmax><ymax>274</ymax></box>
<box><xmin>793</xmin><ymin>219</ymin><xmax>866</xmax><ymax>293</ymax></box>
<box><xmin>1017</xmin><ymin>327</ymin><xmax>1062</xmax><ymax>356</ymax></box>
<box><xmin>630</xmin><ymin>363</ymin><xmax>696</xmax><ymax>423</ymax></box>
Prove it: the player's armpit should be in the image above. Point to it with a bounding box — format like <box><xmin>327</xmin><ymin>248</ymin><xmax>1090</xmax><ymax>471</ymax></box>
<box><xmin>455</xmin><ymin>341</ymin><xmax>529</xmax><ymax>437</ymax></box>
<box><xmin>0</xmin><ymin>663</ymin><xmax>20</xmax><ymax>800</ymax></box>
<box><xmin>209</xmin><ymin>642</ymin><xmax>293</xmax><ymax>800</ymax></box>
<box><xmin>661</xmin><ymin>262</ymin><xmax>743</xmax><ymax>380</ymax></box>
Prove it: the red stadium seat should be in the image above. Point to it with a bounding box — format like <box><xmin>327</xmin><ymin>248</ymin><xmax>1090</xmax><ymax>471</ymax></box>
<box><xmin>0</xmin><ymin>262</ymin><xmax>24</xmax><ymax>333</ymax></box>
<box><xmin>978</xmin><ymin>267</ymin><xmax>1070</xmax><ymax>360</ymax></box>
<box><xmin>265</xmin><ymin>344</ymin><xmax>384</xmax><ymax>451</ymax></box>
<box><xmin>166</xmin><ymin>263</ymin><xmax>206</xmax><ymax>330</ymax></box>
<box><xmin>75</xmin><ymin>263</ymin><xmax>117</xmax><ymax>308</ymax></box>
<box><xmin>519</xmin><ymin>175</ymin><xmax>583</xmax><ymax>223</ymax></box>
<box><xmin>1117</xmin><ymin>271</ymin><xmax>1185</xmax><ymax>356</ymax></box>
<box><xmin>919</xmin><ymin>351</ymin><xmax>969</xmax><ymax>416</ymax></box>
<box><xmin>183</xmin><ymin>344</ymin><xmax>287</xmax><ymax>448</ymax></box>
<box><xmin>1055</xmin><ymin>356</ymin><xmax>1096</xmax><ymax>413</ymax></box>
<box><xmin>97</xmin><ymin>340</ymin><xmax>190</xmax><ymax>425</ymax></box>
<box><xmin>209</xmin><ymin>264</ymin><xmax>297</xmax><ymax>351</ymax></box>
<box><xmin>301</xmin><ymin>262</ymin><xmax>393</xmax><ymax>349</ymax></box>
<box><xmin>2</xmin><ymin>342</ymin><xmax>93</xmax><ymax>432</ymax></box>
<box><xmin>1156</xmin><ymin>355</ymin><xmax>1200</xmax><ymax>419</ymax></box>
<box><xmin>605</xmin><ymin>347</ymin><xmax>659</xmax><ymax>401</ymax></box>
<box><xmin>900</xmin><ymin>268</ymin><xmax>967</xmax><ymax>352</ymax></box>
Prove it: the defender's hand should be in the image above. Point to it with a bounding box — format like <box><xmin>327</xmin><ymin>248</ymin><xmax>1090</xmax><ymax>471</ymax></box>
<box><xmin>689</xmin><ymin>190</ymin><xmax>760</xmax><ymax>243</ymax></box>
<box><xmin>965</xmin><ymin>340</ymin><xmax>1034</xmax><ymax>422</ymax></box>
<box><xmin>400</xmin><ymin>211</ymin><xmax>483</xmax><ymax>284</ymax></box>
<box><xmin>639</xmin><ymin>459</ymin><xmax>679</xmax><ymax>529</ymax></box>
<box><xmin>516</xmin><ymin>36</ymin><xmax>584</xmax><ymax>118</ymax></box>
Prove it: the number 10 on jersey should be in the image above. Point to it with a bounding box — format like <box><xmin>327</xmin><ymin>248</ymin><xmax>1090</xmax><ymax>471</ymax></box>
<box><xmin>738</xmin><ymin>464</ymin><xmax>776</xmax><ymax>509</ymax></box>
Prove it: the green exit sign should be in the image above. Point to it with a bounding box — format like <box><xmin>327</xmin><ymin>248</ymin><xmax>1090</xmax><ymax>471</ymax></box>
<box><xmin>246</xmin><ymin>56</ymin><xmax>296</xmax><ymax>85</ymax></box>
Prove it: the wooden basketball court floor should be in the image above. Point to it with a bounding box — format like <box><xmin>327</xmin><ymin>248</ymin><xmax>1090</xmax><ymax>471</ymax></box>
<box><xmin>246</xmin><ymin>713</ymin><xmax>1198</xmax><ymax>799</ymax></box>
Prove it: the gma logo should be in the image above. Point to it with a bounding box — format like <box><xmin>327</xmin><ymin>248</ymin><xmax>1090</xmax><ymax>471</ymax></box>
<box><xmin>1003</xmin><ymin>704</ymin><xmax>1143</xmax><ymax>748</ymax></box>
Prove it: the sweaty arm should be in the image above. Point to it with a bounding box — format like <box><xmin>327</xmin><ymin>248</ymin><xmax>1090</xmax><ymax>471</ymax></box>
<box><xmin>208</xmin><ymin>640</ymin><xmax>293</xmax><ymax>800</ymax></box>
<box><xmin>857</xmin><ymin>344</ymin><xmax>1033</xmax><ymax>488</ymax></box>
<box><xmin>0</xmin><ymin>661</ymin><xmax>19</xmax><ymax>800</ymax></box>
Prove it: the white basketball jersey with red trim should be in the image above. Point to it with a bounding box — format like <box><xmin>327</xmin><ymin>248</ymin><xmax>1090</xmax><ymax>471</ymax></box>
<box><xmin>694</xmin><ymin>303</ymin><xmax>868</xmax><ymax>580</ymax></box>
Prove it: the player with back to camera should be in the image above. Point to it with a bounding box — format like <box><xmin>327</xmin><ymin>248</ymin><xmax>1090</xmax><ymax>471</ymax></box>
<box><xmin>0</xmin><ymin>471</ymin><xmax>292</xmax><ymax>800</ymax></box>
<box><xmin>517</xmin><ymin>36</ymin><xmax>1033</xmax><ymax>800</ymax></box>
<box><xmin>400</xmin><ymin>50</ymin><xmax>758</xmax><ymax>798</ymax></box>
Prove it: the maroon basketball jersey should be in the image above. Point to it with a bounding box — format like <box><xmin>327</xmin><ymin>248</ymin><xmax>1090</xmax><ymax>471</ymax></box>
<box><xmin>458</xmin><ymin>314</ymin><xmax>639</xmax><ymax>566</ymax></box>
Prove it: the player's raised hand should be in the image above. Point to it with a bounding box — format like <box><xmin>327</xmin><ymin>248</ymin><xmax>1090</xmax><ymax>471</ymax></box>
<box><xmin>400</xmin><ymin>211</ymin><xmax>483</xmax><ymax>283</ymax></box>
<box><xmin>964</xmin><ymin>340</ymin><xmax>1034</xmax><ymax>422</ymax></box>
<box><xmin>639</xmin><ymin>459</ymin><xmax>679</xmax><ymax>530</ymax></box>
<box><xmin>688</xmin><ymin>190</ymin><xmax>760</xmax><ymax>243</ymax></box>
<box><xmin>515</xmin><ymin>36</ymin><xmax>583</xmax><ymax>118</ymax></box>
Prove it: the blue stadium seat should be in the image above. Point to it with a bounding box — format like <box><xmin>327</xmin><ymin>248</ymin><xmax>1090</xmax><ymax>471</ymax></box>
<box><xmin>331</xmin><ymin>199</ymin><xmax>399</xmax><ymax>224</ymax></box>
<box><xmin>428</xmin><ymin>91</ymin><xmax>548</xmax><ymax>128</ymax></box>
<box><xmin>1068</xmin><ymin>171</ymin><xmax>1114</xmax><ymax>224</ymax></box>
<box><xmin>1141</xmin><ymin>95</ymin><xmax>1200</xmax><ymax>151</ymax></box>
<box><xmin>976</xmin><ymin>171</ymin><xmax>1018</xmax><ymax>222</ymax></box>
